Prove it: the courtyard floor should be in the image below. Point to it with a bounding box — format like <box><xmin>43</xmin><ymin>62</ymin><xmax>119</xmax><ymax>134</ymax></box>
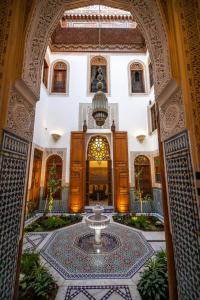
<box><xmin>23</xmin><ymin>214</ymin><xmax>166</xmax><ymax>300</ymax></box>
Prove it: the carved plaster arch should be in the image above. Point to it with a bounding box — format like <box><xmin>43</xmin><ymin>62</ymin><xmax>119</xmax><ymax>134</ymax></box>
<box><xmin>22</xmin><ymin>0</ymin><xmax>171</xmax><ymax>100</ymax></box>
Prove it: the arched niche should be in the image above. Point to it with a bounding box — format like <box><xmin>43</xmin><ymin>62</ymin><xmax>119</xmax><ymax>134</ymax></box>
<box><xmin>44</xmin><ymin>154</ymin><xmax>63</xmax><ymax>200</ymax></box>
<box><xmin>134</xmin><ymin>155</ymin><xmax>152</xmax><ymax>197</ymax></box>
<box><xmin>129</xmin><ymin>61</ymin><xmax>145</xmax><ymax>94</ymax></box>
<box><xmin>90</xmin><ymin>56</ymin><xmax>108</xmax><ymax>93</ymax></box>
<box><xmin>50</xmin><ymin>60</ymin><xmax>70</xmax><ymax>94</ymax></box>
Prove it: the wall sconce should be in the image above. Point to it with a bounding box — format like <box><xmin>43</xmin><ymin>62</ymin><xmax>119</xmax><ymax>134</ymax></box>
<box><xmin>136</xmin><ymin>134</ymin><xmax>146</xmax><ymax>143</ymax></box>
<box><xmin>51</xmin><ymin>131</ymin><xmax>62</xmax><ymax>141</ymax></box>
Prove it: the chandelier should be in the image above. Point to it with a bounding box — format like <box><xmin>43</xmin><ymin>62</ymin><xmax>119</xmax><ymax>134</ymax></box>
<box><xmin>92</xmin><ymin>67</ymin><xmax>108</xmax><ymax>126</ymax></box>
<box><xmin>92</xmin><ymin>4</ymin><xmax>108</xmax><ymax>127</ymax></box>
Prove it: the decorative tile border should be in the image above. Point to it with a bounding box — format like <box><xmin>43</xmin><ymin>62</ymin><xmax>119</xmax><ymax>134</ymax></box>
<box><xmin>65</xmin><ymin>285</ymin><xmax>132</xmax><ymax>300</ymax></box>
<box><xmin>23</xmin><ymin>232</ymin><xmax>49</xmax><ymax>251</ymax></box>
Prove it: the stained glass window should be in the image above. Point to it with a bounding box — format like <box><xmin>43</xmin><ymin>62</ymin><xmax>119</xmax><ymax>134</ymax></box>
<box><xmin>88</xmin><ymin>136</ymin><xmax>110</xmax><ymax>161</ymax></box>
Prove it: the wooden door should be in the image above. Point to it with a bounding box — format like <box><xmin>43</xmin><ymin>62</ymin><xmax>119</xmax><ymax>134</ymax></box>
<box><xmin>113</xmin><ymin>132</ymin><xmax>130</xmax><ymax>212</ymax></box>
<box><xmin>29</xmin><ymin>149</ymin><xmax>43</xmax><ymax>210</ymax></box>
<box><xmin>69</xmin><ymin>132</ymin><xmax>85</xmax><ymax>212</ymax></box>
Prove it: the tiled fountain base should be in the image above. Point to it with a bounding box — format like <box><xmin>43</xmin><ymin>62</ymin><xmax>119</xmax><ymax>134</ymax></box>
<box><xmin>40</xmin><ymin>223</ymin><xmax>154</xmax><ymax>280</ymax></box>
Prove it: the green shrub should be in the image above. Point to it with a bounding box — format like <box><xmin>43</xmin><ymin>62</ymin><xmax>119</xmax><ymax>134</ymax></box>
<box><xmin>113</xmin><ymin>214</ymin><xmax>164</xmax><ymax>231</ymax></box>
<box><xmin>19</xmin><ymin>253</ymin><xmax>56</xmax><ymax>299</ymax></box>
<box><xmin>137</xmin><ymin>250</ymin><xmax>168</xmax><ymax>300</ymax></box>
<box><xmin>31</xmin><ymin>265</ymin><xmax>56</xmax><ymax>298</ymax></box>
<box><xmin>41</xmin><ymin>216</ymin><xmax>67</xmax><ymax>229</ymax></box>
<box><xmin>25</xmin><ymin>214</ymin><xmax>83</xmax><ymax>232</ymax></box>
<box><xmin>20</xmin><ymin>251</ymin><xmax>39</xmax><ymax>275</ymax></box>
<box><xmin>130</xmin><ymin>215</ymin><xmax>149</xmax><ymax>230</ymax></box>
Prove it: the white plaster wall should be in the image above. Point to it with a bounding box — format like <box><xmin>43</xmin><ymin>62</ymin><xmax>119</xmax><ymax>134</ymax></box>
<box><xmin>33</xmin><ymin>50</ymin><xmax>158</xmax><ymax>183</ymax></box>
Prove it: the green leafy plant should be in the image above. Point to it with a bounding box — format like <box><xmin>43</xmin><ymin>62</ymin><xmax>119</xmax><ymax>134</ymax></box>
<box><xmin>113</xmin><ymin>214</ymin><xmax>164</xmax><ymax>231</ymax></box>
<box><xmin>41</xmin><ymin>216</ymin><xmax>68</xmax><ymax>229</ymax></box>
<box><xmin>130</xmin><ymin>215</ymin><xmax>149</xmax><ymax>230</ymax></box>
<box><xmin>31</xmin><ymin>265</ymin><xmax>56</xmax><ymax>298</ymax></box>
<box><xmin>19</xmin><ymin>252</ymin><xmax>57</xmax><ymax>300</ymax></box>
<box><xmin>137</xmin><ymin>250</ymin><xmax>168</xmax><ymax>300</ymax></box>
<box><xmin>20</xmin><ymin>251</ymin><xmax>39</xmax><ymax>275</ymax></box>
<box><xmin>25</xmin><ymin>214</ymin><xmax>83</xmax><ymax>232</ymax></box>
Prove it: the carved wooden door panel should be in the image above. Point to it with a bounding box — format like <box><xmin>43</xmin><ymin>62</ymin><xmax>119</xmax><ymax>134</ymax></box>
<box><xmin>69</xmin><ymin>132</ymin><xmax>85</xmax><ymax>212</ymax></box>
<box><xmin>113</xmin><ymin>131</ymin><xmax>130</xmax><ymax>212</ymax></box>
<box><xmin>29</xmin><ymin>149</ymin><xmax>43</xmax><ymax>210</ymax></box>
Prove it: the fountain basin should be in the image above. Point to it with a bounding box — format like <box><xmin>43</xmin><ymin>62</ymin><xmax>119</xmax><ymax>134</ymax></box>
<box><xmin>85</xmin><ymin>205</ymin><xmax>110</xmax><ymax>245</ymax></box>
<box><xmin>86</xmin><ymin>214</ymin><xmax>110</xmax><ymax>230</ymax></box>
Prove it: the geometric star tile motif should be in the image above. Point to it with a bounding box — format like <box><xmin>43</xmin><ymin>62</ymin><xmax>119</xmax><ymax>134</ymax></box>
<box><xmin>23</xmin><ymin>233</ymin><xmax>49</xmax><ymax>251</ymax></box>
<box><xmin>65</xmin><ymin>285</ymin><xmax>132</xmax><ymax>300</ymax></box>
<box><xmin>41</xmin><ymin>223</ymin><xmax>154</xmax><ymax>279</ymax></box>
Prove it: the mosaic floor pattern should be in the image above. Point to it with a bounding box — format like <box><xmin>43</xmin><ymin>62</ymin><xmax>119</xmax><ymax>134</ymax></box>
<box><xmin>23</xmin><ymin>233</ymin><xmax>48</xmax><ymax>251</ymax></box>
<box><xmin>65</xmin><ymin>285</ymin><xmax>132</xmax><ymax>300</ymax></box>
<box><xmin>41</xmin><ymin>223</ymin><xmax>153</xmax><ymax>279</ymax></box>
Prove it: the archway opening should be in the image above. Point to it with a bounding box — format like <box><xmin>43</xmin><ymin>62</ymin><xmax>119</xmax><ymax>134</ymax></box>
<box><xmin>86</xmin><ymin>136</ymin><xmax>112</xmax><ymax>206</ymax></box>
<box><xmin>3</xmin><ymin>1</ymin><xmax>199</xmax><ymax>300</ymax></box>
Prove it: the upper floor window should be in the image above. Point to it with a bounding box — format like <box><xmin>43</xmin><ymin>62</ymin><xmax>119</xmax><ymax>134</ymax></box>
<box><xmin>52</xmin><ymin>62</ymin><xmax>67</xmax><ymax>93</ymax></box>
<box><xmin>130</xmin><ymin>62</ymin><xmax>145</xmax><ymax>93</ymax></box>
<box><xmin>150</xmin><ymin>103</ymin><xmax>157</xmax><ymax>132</ymax></box>
<box><xmin>42</xmin><ymin>59</ymin><xmax>49</xmax><ymax>88</ymax></box>
<box><xmin>90</xmin><ymin>56</ymin><xmax>107</xmax><ymax>93</ymax></box>
<box><xmin>149</xmin><ymin>62</ymin><xmax>154</xmax><ymax>88</ymax></box>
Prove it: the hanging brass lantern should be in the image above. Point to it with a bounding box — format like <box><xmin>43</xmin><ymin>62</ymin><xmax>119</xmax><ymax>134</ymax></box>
<box><xmin>92</xmin><ymin>67</ymin><xmax>108</xmax><ymax>126</ymax></box>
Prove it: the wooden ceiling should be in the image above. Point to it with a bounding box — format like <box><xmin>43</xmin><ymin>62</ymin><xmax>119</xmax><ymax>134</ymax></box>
<box><xmin>50</xmin><ymin>25</ymin><xmax>146</xmax><ymax>53</ymax></box>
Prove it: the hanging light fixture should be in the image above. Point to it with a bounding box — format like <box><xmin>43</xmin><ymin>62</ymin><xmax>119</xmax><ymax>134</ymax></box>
<box><xmin>92</xmin><ymin>4</ymin><xmax>108</xmax><ymax>127</ymax></box>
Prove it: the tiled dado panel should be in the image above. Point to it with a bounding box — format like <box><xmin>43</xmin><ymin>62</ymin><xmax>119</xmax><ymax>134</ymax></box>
<box><xmin>164</xmin><ymin>130</ymin><xmax>200</xmax><ymax>300</ymax></box>
<box><xmin>0</xmin><ymin>130</ymin><xmax>29</xmax><ymax>300</ymax></box>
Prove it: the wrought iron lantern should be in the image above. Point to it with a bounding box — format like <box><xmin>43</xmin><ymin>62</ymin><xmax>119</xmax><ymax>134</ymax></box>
<box><xmin>92</xmin><ymin>67</ymin><xmax>108</xmax><ymax>126</ymax></box>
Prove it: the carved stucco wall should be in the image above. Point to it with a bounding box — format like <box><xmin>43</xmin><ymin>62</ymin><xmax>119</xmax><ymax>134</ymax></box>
<box><xmin>22</xmin><ymin>0</ymin><xmax>171</xmax><ymax>99</ymax></box>
<box><xmin>6</xmin><ymin>87</ymin><xmax>35</xmax><ymax>141</ymax></box>
<box><xmin>0</xmin><ymin>0</ymin><xmax>12</xmax><ymax>92</ymax></box>
<box><xmin>178</xmin><ymin>0</ymin><xmax>200</xmax><ymax>165</ymax></box>
<box><xmin>159</xmin><ymin>87</ymin><xmax>185</xmax><ymax>141</ymax></box>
